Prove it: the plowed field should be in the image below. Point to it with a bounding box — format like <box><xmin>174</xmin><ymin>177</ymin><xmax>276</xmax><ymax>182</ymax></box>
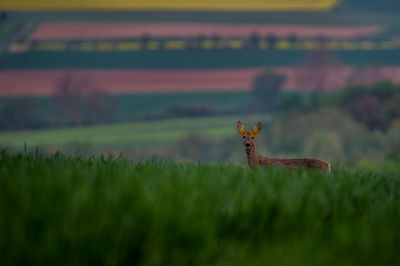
<box><xmin>30</xmin><ymin>22</ymin><xmax>383</xmax><ymax>40</ymax></box>
<box><xmin>2</xmin><ymin>67</ymin><xmax>400</xmax><ymax>97</ymax></box>
<box><xmin>0</xmin><ymin>69</ymin><xmax>263</xmax><ymax>96</ymax></box>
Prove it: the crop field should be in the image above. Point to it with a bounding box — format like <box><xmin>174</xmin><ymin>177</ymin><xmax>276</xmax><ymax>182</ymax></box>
<box><xmin>0</xmin><ymin>114</ymin><xmax>267</xmax><ymax>149</ymax></box>
<box><xmin>5</xmin><ymin>10</ymin><xmax>399</xmax><ymax>26</ymax></box>
<box><xmin>0</xmin><ymin>69</ymin><xmax>262</xmax><ymax>96</ymax></box>
<box><xmin>0</xmin><ymin>91</ymin><xmax>253</xmax><ymax>122</ymax></box>
<box><xmin>2</xmin><ymin>8</ymin><xmax>400</xmax><ymax>50</ymax></box>
<box><xmin>29</xmin><ymin>22</ymin><xmax>382</xmax><ymax>40</ymax></box>
<box><xmin>9</xmin><ymin>39</ymin><xmax>399</xmax><ymax>53</ymax></box>
<box><xmin>2</xmin><ymin>49</ymin><xmax>400</xmax><ymax>70</ymax></box>
<box><xmin>0</xmin><ymin>0</ymin><xmax>340</xmax><ymax>11</ymax></box>
<box><xmin>1</xmin><ymin>152</ymin><xmax>399</xmax><ymax>265</ymax></box>
<box><xmin>3</xmin><ymin>66</ymin><xmax>400</xmax><ymax>96</ymax></box>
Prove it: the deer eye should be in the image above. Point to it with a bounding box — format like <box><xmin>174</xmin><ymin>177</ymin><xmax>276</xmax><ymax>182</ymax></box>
<box><xmin>251</xmin><ymin>137</ymin><xmax>254</xmax><ymax>139</ymax></box>
<box><xmin>242</xmin><ymin>136</ymin><xmax>246</xmax><ymax>139</ymax></box>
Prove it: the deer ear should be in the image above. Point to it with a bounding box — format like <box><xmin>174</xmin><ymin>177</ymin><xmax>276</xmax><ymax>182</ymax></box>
<box><xmin>237</xmin><ymin>121</ymin><xmax>246</xmax><ymax>136</ymax></box>
<box><xmin>251</xmin><ymin>122</ymin><xmax>262</xmax><ymax>136</ymax></box>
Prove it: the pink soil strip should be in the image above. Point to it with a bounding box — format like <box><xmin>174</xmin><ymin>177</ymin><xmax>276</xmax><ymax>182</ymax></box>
<box><xmin>0</xmin><ymin>68</ymin><xmax>264</xmax><ymax>97</ymax></box>
<box><xmin>29</xmin><ymin>22</ymin><xmax>383</xmax><ymax>40</ymax></box>
<box><xmin>274</xmin><ymin>66</ymin><xmax>354</xmax><ymax>92</ymax></box>
<box><xmin>275</xmin><ymin>66</ymin><xmax>400</xmax><ymax>91</ymax></box>
<box><xmin>2</xmin><ymin>67</ymin><xmax>400</xmax><ymax>97</ymax></box>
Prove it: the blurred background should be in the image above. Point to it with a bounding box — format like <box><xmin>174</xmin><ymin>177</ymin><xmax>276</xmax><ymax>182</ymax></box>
<box><xmin>0</xmin><ymin>0</ymin><xmax>399</xmax><ymax>166</ymax></box>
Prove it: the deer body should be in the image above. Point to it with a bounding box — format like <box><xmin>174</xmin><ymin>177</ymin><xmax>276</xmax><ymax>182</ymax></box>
<box><xmin>238</xmin><ymin>121</ymin><xmax>330</xmax><ymax>171</ymax></box>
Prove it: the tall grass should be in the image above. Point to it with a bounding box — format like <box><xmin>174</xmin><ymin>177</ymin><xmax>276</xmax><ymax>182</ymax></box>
<box><xmin>1</xmin><ymin>152</ymin><xmax>399</xmax><ymax>266</ymax></box>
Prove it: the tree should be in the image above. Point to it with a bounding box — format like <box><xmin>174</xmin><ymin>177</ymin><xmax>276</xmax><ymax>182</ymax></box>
<box><xmin>338</xmin><ymin>82</ymin><xmax>400</xmax><ymax>131</ymax></box>
<box><xmin>52</xmin><ymin>74</ymin><xmax>88</xmax><ymax>127</ymax></box>
<box><xmin>52</xmin><ymin>73</ymin><xmax>114</xmax><ymax>127</ymax></box>
<box><xmin>252</xmin><ymin>71</ymin><xmax>285</xmax><ymax>112</ymax></box>
<box><xmin>347</xmin><ymin>96</ymin><xmax>383</xmax><ymax>130</ymax></box>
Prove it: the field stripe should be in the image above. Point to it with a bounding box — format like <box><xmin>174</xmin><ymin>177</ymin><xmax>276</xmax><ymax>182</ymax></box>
<box><xmin>29</xmin><ymin>23</ymin><xmax>383</xmax><ymax>40</ymax></box>
<box><xmin>0</xmin><ymin>68</ymin><xmax>264</xmax><ymax>97</ymax></box>
<box><xmin>1</xmin><ymin>0</ymin><xmax>340</xmax><ymax>11</ymax></box>
<box><xmin>2</xmin><ymin>67</ymin><xmax>400</xmax><ymax>97</ymax></box>
<box><xmin>9</xmin><ymin>40</ymin><xmax>400</xmax><ymax>53</ymax></box>
<box><xmin>0</xmin><ymin>114</ymin><xmax>270</xmax><ymax>149</ymax></box>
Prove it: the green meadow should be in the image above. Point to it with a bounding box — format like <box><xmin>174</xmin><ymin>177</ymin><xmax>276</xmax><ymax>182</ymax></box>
<box><xmin>2</xmin><ymin>50</ymin><xmax>400</xmax><ymax>70</ymax></box>
<box><xmin>0</xmin><ymin>114</ymin><xmax>269</xmax><ymax>149</ymax></box>
<box><xmin>0</xmin><ymin>92</ymin><xmax>253</xmax><ymax>123</ymax></box>
<box><xmin>1</xmin><ymin>152</ymin><xmax>399</xmax><ymax>266</ymax></box>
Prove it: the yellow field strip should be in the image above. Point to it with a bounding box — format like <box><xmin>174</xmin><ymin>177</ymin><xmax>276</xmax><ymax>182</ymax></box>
<box><xmin>8</xmin><ymin>40</ymin><xmax>400</xmax><ymax>53</ymax></box>
<box><xmin>1</xmin><ymin>0</ymin><xmax>340</xmax><ymax>11</ymax></box>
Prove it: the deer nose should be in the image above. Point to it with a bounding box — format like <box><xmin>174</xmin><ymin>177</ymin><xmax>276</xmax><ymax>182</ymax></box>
<box><xmin>245</xmin><ymin>143</ymin><xmax>251</xmax><ymax>147</ymax></box>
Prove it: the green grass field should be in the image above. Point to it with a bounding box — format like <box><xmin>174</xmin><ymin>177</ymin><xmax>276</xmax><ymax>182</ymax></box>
<box><xmin>2</xmin><ymin>49</ymin><xmax>400</xmax><ymax>69</ymax></box>
<box><xmin>0</xmin><ymin>92</ymin><xmax>253</xmax><ymax>123</ymax></box>
<box><xmin>1</xmin><ymin>152</ymin><xmax>399</xmax><ymax>265</ymax></box>
<box><xmin>5</xmin><ymin>9</ymin><xmax>400</xmax><ymax>25</ymax></box>
<box><xmin>0</xmin><ymin>114</ymin><xmax>268</xmax><ymax>149</ymax></box>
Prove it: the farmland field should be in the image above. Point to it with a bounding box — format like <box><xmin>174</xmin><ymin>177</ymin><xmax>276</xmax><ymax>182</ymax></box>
<box><xmin>0</xmin><ymin>114</ymin><xmax>268</xmax><ymax>149</ymax></box>
<box><xmin>2</xmin><ymin>49</ymin><xmax>400</xmax><ymax>70</ymax></box>
<box><xmin>30</xmin><ymin>22</ymin><xmax>382</xmax><ymax>40</ymax></box>
<box><xmin>0</xmin><ymin>152</ymin><xmax>399</xmax><ymax>265</ymax></box>
<box><xmin>4</xmin><ymin>10</ymin><xmax>400</xmax><ymax>25</ymax></box>
<box><xmin>3</xmin><ymin>66</ymin><xmax>400</xmax><ymax>96</ymax></box>
<box><xmin>0</xmin><ymin>69</ymin><xmax>262</xmax><ymax>96</ymax></box>
<box><xmin>0</xmin><ymin>0</ymin><xmax>340</xmax><ymax>11</ymax></box>
<box><xmin>0</xmin><ymin>91</ymin><xmax>254</xmax><ymax>123</ymax></box>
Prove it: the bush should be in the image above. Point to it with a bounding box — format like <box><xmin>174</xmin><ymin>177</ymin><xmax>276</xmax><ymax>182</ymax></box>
<box><xmin>324</xmin><ymin>82</ymin><xmax>400</xmax><ymax>131</ymax></box>
<box><xmin>262</xmin><ymin>108</ymin><xmax>395</xmax><ymax>162</ymax></box>
<box><xmin>303</xmin><ymin>130</ymin><xmax>344</xmax><ymax>161</ymax></box>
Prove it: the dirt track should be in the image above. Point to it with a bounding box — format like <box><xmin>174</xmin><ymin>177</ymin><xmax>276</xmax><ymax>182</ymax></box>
<box><xmin>30</xmin><ymin>22</ymin><xmax>383</xmax><ymax>40</ymax></box>
<box><xmin>2</xmin><ymin>67</ymin><xmax>400</xmax><ymax>97</ymax></box>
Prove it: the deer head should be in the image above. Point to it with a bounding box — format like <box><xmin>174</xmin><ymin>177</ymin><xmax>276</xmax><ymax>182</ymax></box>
<box><xmin>237</xmin><ymin>121</ymin><xmax>262</xmax><ymax>150</ymax></box>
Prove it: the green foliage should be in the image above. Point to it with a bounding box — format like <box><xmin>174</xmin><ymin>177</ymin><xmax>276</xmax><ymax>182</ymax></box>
<box><xmin>278</xmin><ymin>82</ymin><xmax>400</xmax><ymax>131</ymax></box>
<box><xmin>0</xmin><ymin>152</ymin><xmax>400</xmax><ymax>266</ymax></box>
<box><xmin>261</xmin><ymin>108</ymin><xmax>400</xmax><ymax>163</ymax></box>
<box><xmin>335</xmin><ymin>82</ymin><xmax>400</xmax><ymax>130</ymax></box>
<box><xmin>303</xmin><ymin>130</ymin><xmax>345</xmax><ymax>159</ymax></box>
<box><xmin>336</xmin><ymin>81</ymin><xmax>399</xmax><ymax>105</ymax></box>
<box><xmin>265</xmin><ymin>109</ymin><xmax>361</xmax><ymax>157</ymax></box>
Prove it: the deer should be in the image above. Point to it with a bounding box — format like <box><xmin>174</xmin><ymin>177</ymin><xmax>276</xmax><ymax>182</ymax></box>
<box><xmin>237</xmin><ymin>121</ymin><xmax>331</xmax><ymax>171</ymax></box>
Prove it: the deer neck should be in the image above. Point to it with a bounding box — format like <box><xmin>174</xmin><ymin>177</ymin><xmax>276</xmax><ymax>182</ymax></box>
<box><xmin>245</xmin><ymin>145</ymin><xmax>260</xmax><ymax>167</ymax></box>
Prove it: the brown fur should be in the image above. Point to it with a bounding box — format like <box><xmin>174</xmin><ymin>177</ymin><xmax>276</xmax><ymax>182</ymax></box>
<box><xmin>238</xmin><ymin>121</ymin><xmax>330</xmax><ymax>171</ymax></box>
